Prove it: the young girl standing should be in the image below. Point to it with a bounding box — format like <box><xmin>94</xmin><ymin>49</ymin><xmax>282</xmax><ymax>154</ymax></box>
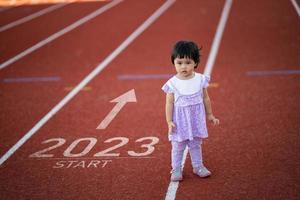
<box><xmin>162</xmin><ymin>40</ymin><xmax>219</xmax><ymax>182</ymax></box>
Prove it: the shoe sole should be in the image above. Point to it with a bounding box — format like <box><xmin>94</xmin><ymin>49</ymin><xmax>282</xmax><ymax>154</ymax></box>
<box><xmin>193</xmin><ymin>172</ymin><xmax>211</xmax><ymax>178</ymax></box>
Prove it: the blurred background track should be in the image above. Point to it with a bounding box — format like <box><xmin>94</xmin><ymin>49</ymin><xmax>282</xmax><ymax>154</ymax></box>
<box><xmin>0</xmin><ymin>0</ymin><xmax>299</xmax><ymax>199</ymax></box>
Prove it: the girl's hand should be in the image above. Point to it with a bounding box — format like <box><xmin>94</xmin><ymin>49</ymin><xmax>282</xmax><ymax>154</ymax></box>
<box><xmin>207</xmin><ymin>114</ymin><xmax>220</xmax><ymax>126</ymax></box>
<box><xmin>167</xmin><ymin>121</ymin><xmax>176</xmax><ymax>135</ymax></box>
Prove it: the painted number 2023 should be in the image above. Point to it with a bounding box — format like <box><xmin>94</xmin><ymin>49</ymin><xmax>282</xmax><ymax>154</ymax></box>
<box><xmin>29</xmin><ymin>137</ymin><xmax>159</xmax><ymax>158</ymax></box>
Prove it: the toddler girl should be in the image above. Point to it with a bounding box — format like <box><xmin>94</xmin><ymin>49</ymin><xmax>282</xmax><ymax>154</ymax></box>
<box><xmin>162</xmin><ymin>40</ymin><xmax>219</xmax><ymax>181</ymax></box>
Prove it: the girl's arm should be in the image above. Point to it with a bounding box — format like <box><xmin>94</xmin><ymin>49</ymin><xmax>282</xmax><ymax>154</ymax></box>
<box><xmin>165</xmin><ymin>93</ymin><xmax>175</xmax><ymax>134</ymax></box>
<box><xmin>203</xmin><ymin>88</ymin><xmax>220</xmax><ymax>125</ymax></box>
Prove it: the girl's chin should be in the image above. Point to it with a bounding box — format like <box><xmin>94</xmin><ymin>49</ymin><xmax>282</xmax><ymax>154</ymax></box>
<box><xmin>183</xmin><ymin>72</ymin><xmax>193</xmax><ymax>77</ymax></box>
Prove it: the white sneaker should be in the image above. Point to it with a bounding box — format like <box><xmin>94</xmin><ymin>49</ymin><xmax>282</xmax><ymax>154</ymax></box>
<box><xmin>193</xmin><ymin>166</ymin><xmax>211</xmax><ymax>178</ymax></box>
<box><xmin>170</xmin><ymin>169</ymin><xmax>183</xmax><ymax>182</ymax></box>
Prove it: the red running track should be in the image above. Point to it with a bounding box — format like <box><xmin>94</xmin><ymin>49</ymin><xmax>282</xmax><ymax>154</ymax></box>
<box><xmin>0</xmin><ymin>4</ymin><xmax>51</xmax><ymax>26</ymax></box>
<box><xmin>0</xmin><ymin>0</ymin><xmax>300</xmax><ymax>199</ymax></box>
<box><xmin>0</xmin><ymin>1</ymin><xmax>109</xmax><ymax>63</ymax></box>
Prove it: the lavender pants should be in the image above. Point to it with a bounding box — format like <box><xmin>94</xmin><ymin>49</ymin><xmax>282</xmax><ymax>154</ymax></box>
<box><xmin>171</xmin><ymin>138</ymin><xmax>203</xmax><ymax>170</ymax></box>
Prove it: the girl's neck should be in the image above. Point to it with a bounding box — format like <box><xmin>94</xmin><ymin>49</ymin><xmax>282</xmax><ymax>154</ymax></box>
<box><xmin>176</xmin><ymin>72</ymin><xmax>195</xmax><ymax>80</ymax></box>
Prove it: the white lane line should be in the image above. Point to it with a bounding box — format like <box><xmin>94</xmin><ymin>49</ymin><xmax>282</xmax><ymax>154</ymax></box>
<box><xmin>290</xmin><ymin>0</ymin><xmax>300</xmax><ymax>17</ymax></box>
<box><xmin>0</xmin><ymin>0</ymin><xmax>176</xmax><ymax>166</ymax></box>
<box><xmin>0</xmin><ymin>3</ymin><xmax>68</xmax><ymax>32</ymax></box>
<box><xmin>165</xmin><ymin>148</ymin><xmax>188</xmax><ymax>200</ymax></box>
<box><xmin>0</xmin><ymin>0</ymin><xmax>122</xmax><ymax>70</ymax></box>
<box><xmin>204</xmin><ymin>0</ymin><xmax>233</xmax><ymax>76</ymax></box>
<box><xmin>165</xmin><ymin>0</ymin><xmax>233</xmax><ymax>200</ymax></box>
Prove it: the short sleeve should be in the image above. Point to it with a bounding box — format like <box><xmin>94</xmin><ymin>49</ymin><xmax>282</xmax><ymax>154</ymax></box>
<box><xmin>202</xmin><ymin>75</ymin><xmax>210</xmax><ymax>88</ymax></box>
<box><xmin>161</xmin><ymin>82</ymin><xmax>174</xmax><ymax>93</ymax></box>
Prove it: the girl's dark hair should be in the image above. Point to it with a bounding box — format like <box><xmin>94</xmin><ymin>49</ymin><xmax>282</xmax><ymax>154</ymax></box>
<box><xmin>171</xmin><ymin>40</ymin><xmax>202</xmax><ymax>68</ymax></box>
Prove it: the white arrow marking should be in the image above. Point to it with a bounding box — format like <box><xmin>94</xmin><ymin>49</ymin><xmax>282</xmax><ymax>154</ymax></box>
<box><xmin>96</xmin><ymin>89</ymin><xmax>137</xmax><ymax>130</ymax></box>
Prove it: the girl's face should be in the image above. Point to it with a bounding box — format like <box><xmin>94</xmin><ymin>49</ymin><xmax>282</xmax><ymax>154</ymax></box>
<box><xmin>174</xmin><ymin>57</ymin><xmax>197</xmax><ymax>79</ymax></box>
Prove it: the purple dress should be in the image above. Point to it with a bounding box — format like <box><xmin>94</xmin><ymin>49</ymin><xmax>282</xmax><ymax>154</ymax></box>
<box><xmin>162</xmin><ymin>74</ymin><xmax>210</xmax><ymax>142</ymax></box>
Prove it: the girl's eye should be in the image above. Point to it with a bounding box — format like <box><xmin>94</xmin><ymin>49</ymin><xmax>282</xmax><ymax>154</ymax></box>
<box><xmin>177</xmin><ymin>62</ymin><xmax>182</xmax><ymax>65</ymax></box>
<box><xmin>186</xmin><ymin>62</ymin><xmax>190</xmax><ymax>64</ymax></box>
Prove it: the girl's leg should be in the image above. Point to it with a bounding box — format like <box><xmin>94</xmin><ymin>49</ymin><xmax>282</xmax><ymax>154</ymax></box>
<box><xmin>187</xmin><ymin>138</ymin><xmax>203</xmax><ymax>168</ymax></box>
<box><xmin>171</xmin><ymin>140</ymin><xmax>187</xmax><ymax>170</ymax></box>
<box><xmin>188</xmin><ymin>138</ymin><xmax>211</xmax><ymax>177</ymax></box>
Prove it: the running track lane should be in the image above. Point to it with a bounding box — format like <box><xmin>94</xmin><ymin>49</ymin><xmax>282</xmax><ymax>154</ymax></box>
<box><xmin>0</xmin><ymin>0</ymin><xmax>224</xmax><ymax>199</ymax></box>
<box><xmin>0</xmin><ymin>0</ymin><xmax>164</xmax><ymax>156</ymax></box>
<box><xmin>0</xmin><ymin>1</ymin><xmax>110</xmax><ymax>64</ymax></box>
<box><xmin>175</xmin><ymin>0</ymin><xmax>300</xmax><ymax>199</ymax></box>
<box><xmin>0</xmin><ymin>3</ymin><xmax>51</xmax><ymax>26</ymax></box>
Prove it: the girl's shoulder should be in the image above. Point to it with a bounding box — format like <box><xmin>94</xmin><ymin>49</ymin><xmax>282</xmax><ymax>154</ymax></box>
<box><xmin>195</xmin><ymin>73</ymin><xmax>210</xmax><ymax>82</ymax></box>
<box><xmin>161</xmin><ymin>76</ymin><xmax>177</xmax><ymax>94</ymax></box>
<box><xmin>196</xmin><ymin>73</ymin><xmax>211</xmax><ymax>88</ymax></box>
<box><xmin>195</xmin><ymin>72</ymin><xmax>208</xmax><ymax>79</ymax></box>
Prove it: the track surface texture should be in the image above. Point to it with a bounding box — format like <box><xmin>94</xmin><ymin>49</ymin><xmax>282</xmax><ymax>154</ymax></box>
<box><xmin>0</xmin><ymin>0</ymin><xmax>299</xmax><ymax>200</ymax></box>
